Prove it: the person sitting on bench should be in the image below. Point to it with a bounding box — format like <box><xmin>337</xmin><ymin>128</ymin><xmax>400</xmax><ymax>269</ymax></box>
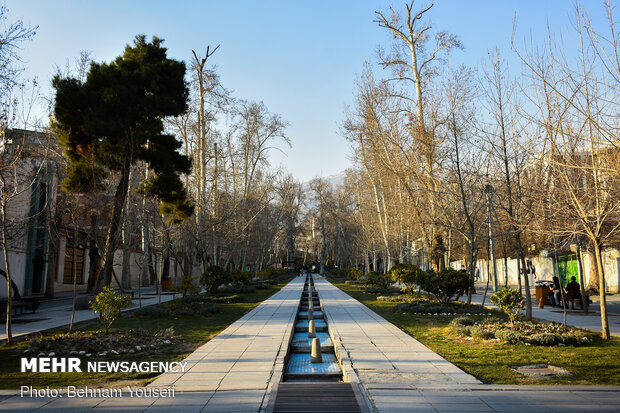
<box><xmin>549</xmin><ymin>276</ymin><xmax>563</xmax><ymax>307</ymax></box>
<box><xmin>565</xmin><ymin>276</ymin><xmax>582</xmax><ymax>309</ymax></box>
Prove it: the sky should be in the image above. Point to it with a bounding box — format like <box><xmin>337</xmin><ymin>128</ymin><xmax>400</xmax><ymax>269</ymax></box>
<box><xmin>6</xmin><ymin>0</ymin><xmax>613</xmax><ymax>182</ymax></box>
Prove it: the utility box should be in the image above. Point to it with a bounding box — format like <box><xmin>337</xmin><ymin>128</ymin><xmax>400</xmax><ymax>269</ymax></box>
<box><xmin>535</xmin><ymin>285</ymin><xmax>551</xmax><ymax>306</ymax></box>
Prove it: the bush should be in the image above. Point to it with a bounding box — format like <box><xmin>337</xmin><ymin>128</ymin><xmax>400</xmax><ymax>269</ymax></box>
<box><xmin>490</xmin><ymin>287</ymin><xmax>524</xmax><ymax>328</ymax></box>
<box><xmin>348</xmin><ymin>268</ymin><xmax>363</xmax><ymax>281</ymax></box>
<box><xmin>391</xmin><ymin>263</ymin><xmax>424</xmax><ymax>294</ymax></box>
<box><xmin>424</xmin><ymin>268</ymin><xmax>471</xmax><ymax>303</ymax></box>
<box><xmin>367</xmin><ymin>271</ymin><xmax>392</xmax><ymax>289</ymax></box>
<box><xmin>231</xmin><ymin>270</ymin><xmax>252</xmax><ymax>286</ymax></box>
<box><xmin>528</xmin><ymin>333</ymin><xmax>560</xmax><ymax>346</ymax></box>
<box><xmin>495</xmin><ymin>329</ymin><xmax>523</xmax><ymax>344</ymax></box>
<box><xmin>470</xmin><ymin>326</ymin><xmax>495</xmax><ymax>340</ymax></box>
<box><xmin>450</xmin><ymin>316</ymin><xmax>476</xmax><ymax>327</ymax></box>
<box><xmin>256</xmin><ymin>268</ymin><xmax>279</xmax><ymax>280</ymax></box>
<box><xmin>90</xmin><ymin>286</ymin><xmax>132</xmax><ymax>334</ymax></box>
<box><xmin>330</xmin><ymin>268</ymin><xmax>348</xmax><ymax>276</ymax></box>
<box><xmin>171</xmin><ymin>274</ymin><xmax>201</xmax><ymax>298</ymax></box>
<box><xmin>201</xmin><ymin>266</ymin><xmax>232</xmax><ymax>295</ymax></box>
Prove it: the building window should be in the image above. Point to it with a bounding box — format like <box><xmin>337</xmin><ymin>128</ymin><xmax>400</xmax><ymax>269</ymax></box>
<box><xmin>63</xmin><ymin>245</ymin><xmax>85</xmax><ymax>284</ymax></box>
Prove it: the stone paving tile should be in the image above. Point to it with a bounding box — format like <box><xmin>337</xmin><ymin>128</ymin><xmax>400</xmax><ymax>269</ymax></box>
<box><xmin>433</xmin><ymin>403</ymin><xmax>494</xmax><ymax>412</ymax></box>
<box><xmin>30</xmin><ymin>397</ymin><xmax>105</xmax><ymax>412</ymax></box>
<box><xmin>0</xmin><ymin>396</ymin><xmax>58</xmax><ymax>413</ymax></box>
<box><xmin>202</xmin><ymin>389</ymin><xmax>264</xmax><ymax>412</ymax></box>
<box><xmin>218</xmin><ymin>371</ymin><xmax>271</xmax><ymax>391</ymax></box>
<box><xmin>93</xmin><ymin>395</ymin><xmax>157</xmax><ymax>410</ymax></box>
<box><xmin>144</xmin><ymin>392</ymin><xmax>213</xmax><ymax>412</ymax></box>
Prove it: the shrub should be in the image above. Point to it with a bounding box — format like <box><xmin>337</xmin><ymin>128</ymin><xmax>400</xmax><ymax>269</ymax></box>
<box><xmin>90</xmin><ymin>286</ymin><xmax>132</xmax><ymax>334</ymax></box>
<box><xmin>330</xmin><ymin>268</ymin><xmax>348</xmax><ymax>276</ymax></box>
<box><xmin>490</xmin><ymin>288</ymin><xmax>524</xmax><ymax>328</ymax></box>
<box><xmin>450</xmin><ymin>316</ymin><xmax>476</xmax><ymax>328</ymax></box>
<box><xmin>231</xmin><ymin>270</ymin><xmax>251</xmax><ymax>286</ymax></box>
<box><xmin>494</xmin><ymin>329</ymin><xmax>523</xmax><ymax>344</ymax></box>
<box><xmin>256</xmin><ymin>268</ymin><xmax>279</xmax><ymax>280</ymax></box>
<box><xmin>470</xmin><ymin>326</ymin><xmax>495</xmax><ymax>340</ymax></box>
<box><xmin>528</xmin><ymin>333</ymin><xmax>561</xmax><ymax>346</ymax></box>
<box><xmin>424</xmin><ymin>268</ymin><xmax>471</xmax><ymax>303</ymax></box>
<box><xmin>201</xmin><ymin>266</ymin><xmax>232</xmax><ymax>295</ymax></box>
<box><xmin>348</xmin><ymin>268</ymin><xmax>363</xmax><ymax>281</ymax></box>
<box><xmin>391</xmin><ymin>263</ymin><xmax>425</xmax><ymax>294</ymax></box>
<box><xmin>171</xmin><ymin>274</ymin><xmax>201</xmax><ymax>298</ymax></box>
<box><xmin>367</xmin><ymin>271</ymin><xmax>392</xmax><ymax>289</ymax></box>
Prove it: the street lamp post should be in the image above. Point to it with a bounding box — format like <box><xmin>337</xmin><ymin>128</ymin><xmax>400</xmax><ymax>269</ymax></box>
<box><xmin>486</xmin><ymin>183</ymin><xmax>498</xmax><ymax>292</ymax></box>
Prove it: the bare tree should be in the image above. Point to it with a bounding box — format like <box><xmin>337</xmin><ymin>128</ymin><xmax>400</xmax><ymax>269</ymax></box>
<box><xmin>514</xmin><ymin>2</ymin><xmax>620</xmax><ymax>338</ymax></box>
<box><xmin>374</xmin><ymin>1</ymin><xmax>463</xmax><ymax>268</ymax></box>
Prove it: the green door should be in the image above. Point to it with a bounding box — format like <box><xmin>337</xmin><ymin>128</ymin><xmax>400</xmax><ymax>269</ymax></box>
<box><xmin>557</xmin><ymin>254</ymin><xmax>579</xmax><ymax>287</ymax></box>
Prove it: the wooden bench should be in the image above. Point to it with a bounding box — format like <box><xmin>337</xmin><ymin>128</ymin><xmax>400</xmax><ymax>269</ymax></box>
<box><xmin>0</xmin><ymin>295</ymin><xmax>43</xmax><ymax>318</ymax></box>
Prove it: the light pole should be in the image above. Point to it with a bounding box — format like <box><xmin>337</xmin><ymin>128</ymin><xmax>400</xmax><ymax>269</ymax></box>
<box><xmin>486</xmin><ymin>183</ymin><xmax>498</xmax><ymax>292</ymax></box>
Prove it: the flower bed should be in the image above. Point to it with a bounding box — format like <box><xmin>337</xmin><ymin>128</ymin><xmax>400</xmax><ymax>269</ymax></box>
<box><xmin>451</xmin><ymin>317</ymin><xmax>594</xmax><ymax>346</ymax></box>
<box><xmin>387</xmin><ymin>296</ymin><xmax>494</xmax><ymax>315</ymax></box>
<box><xmin>25</xmin><ymin>328</ymin><xmax>177</xmax><ymax>357</ymax></box>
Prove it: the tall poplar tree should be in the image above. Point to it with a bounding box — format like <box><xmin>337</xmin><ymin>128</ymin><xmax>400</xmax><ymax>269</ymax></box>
<box><xmin>52</xmin><ymin>35</ymin><xmax>192</xmax><ymax>292</ymax></box>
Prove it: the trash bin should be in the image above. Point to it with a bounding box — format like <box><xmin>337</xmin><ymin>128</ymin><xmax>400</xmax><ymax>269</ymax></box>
<box><xmin>535</xmin><ymin>285</ymin><xmax>551</xmax><ymax>307</ymax></box>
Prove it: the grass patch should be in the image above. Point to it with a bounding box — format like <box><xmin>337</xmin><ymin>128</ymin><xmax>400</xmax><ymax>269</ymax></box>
<box><xmin>0</xmin><ymin>276</ymin><xmax>294</xmax><ymax>389</ymax></box>
<box><xmin>329</xmin><ymin>278</ymin><xmax>620</xmax><ymax>385</ymax></box>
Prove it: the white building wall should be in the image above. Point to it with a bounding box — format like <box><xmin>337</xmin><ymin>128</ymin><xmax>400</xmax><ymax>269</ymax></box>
<box><xmin>0</xmin><ymin>251</ymin><xmax>28</xmax><ymax>297</ymax></box>
<box><xmin>467</xmin><ymin>248</ymin><xmax>619</xmax><ymax>293</ymax></box>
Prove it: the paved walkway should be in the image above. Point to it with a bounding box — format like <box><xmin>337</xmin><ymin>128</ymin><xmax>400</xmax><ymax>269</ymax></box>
<box><xmin>1</xmin><ymin>287</ymin><xmax>177</xmax><ymax>342</ymax></box>
<box><xmin>313</xmin><ymin>276</ymin><xmax>620</xmax><ymax>413</ymax></box>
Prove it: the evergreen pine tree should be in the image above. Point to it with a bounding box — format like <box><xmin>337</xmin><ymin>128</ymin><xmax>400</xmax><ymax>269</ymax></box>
<box><xmin>52</xmin><ymin>35</ymin><xmax>192</xmax><ymax>292</ymax></box>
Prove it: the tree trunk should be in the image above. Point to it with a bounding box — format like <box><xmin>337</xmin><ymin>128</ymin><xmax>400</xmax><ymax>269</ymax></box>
<box><xmin>97</xmin><ymin>161</ymin><xmax>131</xmax><ymax>292</ymax></box>
<box><xmin>593</xmin><ymin>241</ymin><xmax>610</xmax><ymax>339</ymax></box>
<box><xmin>2</xmin><ymin>203</ymin><xmax>14</xmax><ymax>344</ymax></box>
<box><xmin>69</xmin><ymin>219</ymin><xmax>78</xmax><ymax>331</ymax></box>
<box><xmin>587</xmin><ymin>250</ymin><xmax>600</xmax><ymax>291</ymax></box>
<box><xmin>121</xmin><ymin>168</ymin><xmax>133</xmax><ymax>291</ymax></box>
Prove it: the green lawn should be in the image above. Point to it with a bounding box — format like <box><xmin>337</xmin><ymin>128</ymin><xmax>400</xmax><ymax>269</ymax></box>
<box><xmin>0</xmin><ymin>277</ymin><xmax>294</xmax><ymax>389</ymax></box>
<box><xmin>330</xmin><ymin>280</ymin><xmax>620</xmax><ymax>385</ymax></box>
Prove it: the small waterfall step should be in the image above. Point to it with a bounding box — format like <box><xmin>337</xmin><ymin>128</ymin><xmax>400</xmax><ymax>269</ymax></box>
<box><xmin>270</xmin><ymin>383</ymin><xmax>364</xmax><ymax>412</ymax></box>
<box><xmin>295</xmin><ymin>319</ymin><xmax>327</xmax><ymax>332</ymax></box>
<box><xmin>298</xmin><ymin>310</ymin><xmax>323</xmax><ymax>319</ymax></box>
<box><xmin>291</xmin><ymin>332</ymin><xmax>333</xmax><ymax>352</ymax></box>
<box><xmin>284</xmin><ymin>353</ymin><xmax>341</xmax><ymax>380</ymax></box>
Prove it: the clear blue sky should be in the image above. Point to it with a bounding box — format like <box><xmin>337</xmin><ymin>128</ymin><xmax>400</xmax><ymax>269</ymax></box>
<box><xmin>7</xmin><ymin>0</ymin><xmax>611</xmax><ymax>182</ymax></box>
